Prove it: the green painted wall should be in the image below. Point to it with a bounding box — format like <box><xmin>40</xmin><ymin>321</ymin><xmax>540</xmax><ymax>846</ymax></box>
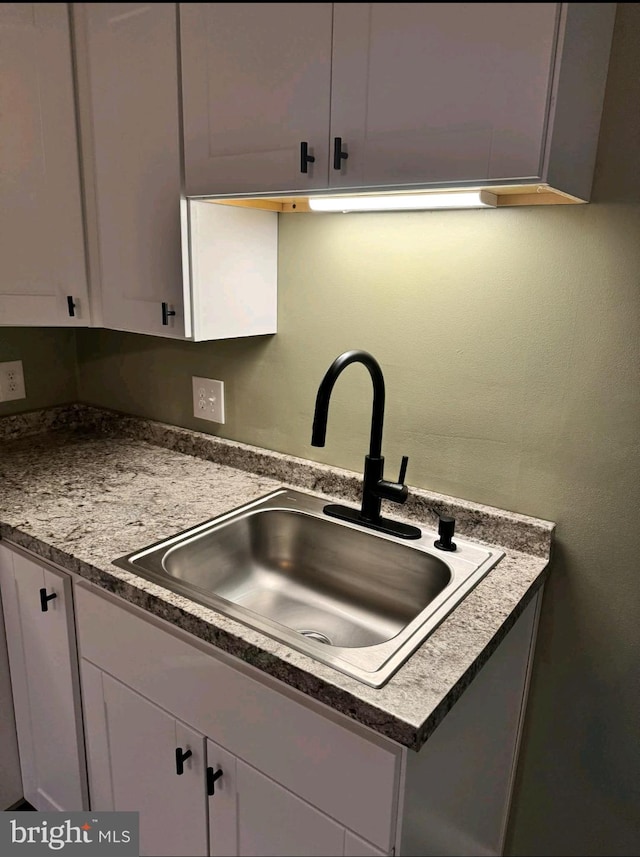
<box><xmin>0</xmin><ymin>328</ymin><xmax>78</xmax><ymax>417</ymax></box>
<box><xmin>74</xmin><ymin>6</ymin><xmax>640</xmax><ymax>854</ymax></box>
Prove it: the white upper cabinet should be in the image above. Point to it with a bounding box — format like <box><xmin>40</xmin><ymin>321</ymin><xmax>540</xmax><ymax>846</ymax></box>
<box><xmin>77</xmin><ymin>2</ymin><xmax>187</xmax><ymax>338</ymax></box>
<box><xmin>181</xmin><ymin>3</ymin><xmax>333</xmax><ymax>196</ymax></box>
<box><xmin>180</xmin><ymin>2</ymin><xmax>615</xmax><ymax>202</ymax></box>
<box><xmin>75</xmin><ymin>3</ymin><xmax>277</xmax><ymax>340</ymax></box>
<box><xmin>329</xmin><ymin>3</ymin><xmax>559</xmax><ymax>189</ymax></box>
<box><xmin>0</xmin><ymin>3</ymin><xmax>90</xmax><ymax>326</ymax></box>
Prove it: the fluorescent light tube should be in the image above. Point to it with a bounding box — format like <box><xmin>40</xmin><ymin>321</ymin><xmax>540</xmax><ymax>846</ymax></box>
<box><xmin>308</xmin><ymin>190</ymin><xmax>498</xmax><ymax>212</ymax></box>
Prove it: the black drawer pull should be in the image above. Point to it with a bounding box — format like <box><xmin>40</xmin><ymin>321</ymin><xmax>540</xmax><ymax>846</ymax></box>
<box><xmin>175</xmin><ymin>747</ymin><xmax>192</xmax><ymax>775</ymax></box>
<box><xmin>40</xmin><ymin>588</ymin><xmax>57</xmax><ymax>612</ymax></box>
<box><xmin>207</xmin><ymin>767</ymin><xmax>223</xmax><ymax>796</ymax></box>
<box><xmin>67</xmin><ymin>296</ymin><xmax>76</xmax><ymax>317</ymax></box>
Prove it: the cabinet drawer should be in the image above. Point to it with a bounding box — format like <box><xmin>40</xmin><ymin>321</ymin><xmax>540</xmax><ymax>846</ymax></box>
<box><xmin>75</xmin><ymin>584</ymin><xmax>401</xmax><ymax>851</ymax></box>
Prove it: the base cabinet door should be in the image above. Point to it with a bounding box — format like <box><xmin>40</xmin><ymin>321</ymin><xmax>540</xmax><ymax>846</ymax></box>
<box><xmin>213</xmin><ymin>749</ymin><xmax>347</xmax><ymax>857</ymax></box>
<box><xmin>82</xmin><ymin>664</ymin><xmax>208</xmax><ymax>857</ymax></box>
<box><xmin>0</xmin><ymin>545</ymin><xmax>87</xmax><ymax>810</ymax></box>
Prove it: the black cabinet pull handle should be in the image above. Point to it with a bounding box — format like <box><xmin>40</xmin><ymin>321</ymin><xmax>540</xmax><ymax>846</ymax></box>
<box><xmin>300</xmin><ymin>141</ymin><xmax>315</xmax><ymax>174</ymax></box>
<box><xmin>175</xmin><ymin>747</ymin><xmax>192</xmax><ymax>775</ymax></box>
<box><xmin>162</xmin><ymin>302</ymin><xmax>176</xmax><ymax>325</ymax></box>
<box><xmin>207</xmin><ymin>767</ymin><xmax>223</xmax><ymax>796</ymax></box>
<box><xmin>333</xmin><ymin>137</ymin><xmax>348</xmax><ymax>170</ymax></box>
<box><xmin>67</xmin><ymin>296</ymin><xmax>76</xmax><ymax>317</ymax></box>
<box><xmin>40</xmin><ymin>588</ymin><xmax>57</xmax><ymax>612</ymax></box>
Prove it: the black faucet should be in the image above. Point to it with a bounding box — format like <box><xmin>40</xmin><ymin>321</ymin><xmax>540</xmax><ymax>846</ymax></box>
<box><xmin>311</xmin><ymin>350</ymin><xmax>421</xmax><ymax>539</ymax></box>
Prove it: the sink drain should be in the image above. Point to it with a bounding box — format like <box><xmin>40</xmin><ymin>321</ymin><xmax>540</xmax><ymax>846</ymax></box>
<box><xmin>298</xmin><ymin>630</ymin><xmax>333</xmax><ymax>645</ymax></box>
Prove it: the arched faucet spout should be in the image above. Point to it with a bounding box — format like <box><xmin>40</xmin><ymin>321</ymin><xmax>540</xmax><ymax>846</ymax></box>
<box><xmin>311</xmin><ymin>349</ymin><xmax>385</xmax><ymax>457</ymax></box>
<box><xmin>310</xmin><ymin>350</ymin><xmax>421</xmax><ymax>539</ymax></box>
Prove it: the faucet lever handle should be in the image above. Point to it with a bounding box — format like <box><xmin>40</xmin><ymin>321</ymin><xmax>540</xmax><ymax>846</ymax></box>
<box><xmin>398</xmin><ymin>455</ymin><xmax>409</xmax><ymax>485</ymax></box>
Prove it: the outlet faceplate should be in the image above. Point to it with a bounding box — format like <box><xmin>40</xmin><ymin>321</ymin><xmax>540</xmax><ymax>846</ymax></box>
<box><xmin>0</xmin><ymin>360</ymin><xmax>26</xmax><ymax>402</ymax></box>
<box><xmin>193</xmin><ymin>377</ymin><xmax>225</xmax><ymax>423</ymax></box>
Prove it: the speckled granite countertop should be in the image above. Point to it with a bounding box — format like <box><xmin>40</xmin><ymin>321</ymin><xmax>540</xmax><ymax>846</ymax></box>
<box><xmin>0</xmin><ymin>404</ymin><xmax>554</xmax><ymax>751</ymax></box>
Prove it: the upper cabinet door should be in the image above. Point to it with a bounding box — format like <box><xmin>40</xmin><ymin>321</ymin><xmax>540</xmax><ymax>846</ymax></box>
<box><xmin>181</xmin><ymin>3</ymin><xmax>333</xmax><ymax>196</ymax></box>
<box><xmin>78</xmin><ymin>3</ymin><xmax>186</xmax><ymax>338</ymax></box>
<box><xmin>0</xmin><ymin>3</ymin><xmax>89</xmax><ymax>326</ymax></box>
<box><xmin>329</xmin><ymin>2</ymin><xmax>560</xmax><ymax>190</ymax></box>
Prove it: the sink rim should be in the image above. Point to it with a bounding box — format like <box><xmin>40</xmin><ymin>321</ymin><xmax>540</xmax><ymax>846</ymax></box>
<box><xmin>112</xmin><ymin>488</ymin><xmax>504</xmax><ymax>687</ymax></box>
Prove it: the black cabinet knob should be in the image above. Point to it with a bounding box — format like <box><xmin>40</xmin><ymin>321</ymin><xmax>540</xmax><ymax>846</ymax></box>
<box><xmin>434</xmin><ymin>515</ymin><xmax>457</xmax><ymax>551</ymax></box>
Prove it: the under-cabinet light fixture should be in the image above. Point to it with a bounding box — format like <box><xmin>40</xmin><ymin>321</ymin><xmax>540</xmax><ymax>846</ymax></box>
<box><xmin>308</xmin><ymin>190</ymin><xmax>498</xmax><ymax>212</ymax></box>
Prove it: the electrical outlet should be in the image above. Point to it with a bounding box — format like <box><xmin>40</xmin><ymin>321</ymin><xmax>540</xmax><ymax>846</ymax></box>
<box><xmin>192</xmin><ymin>376</ymin><xmax>225</xmax><ymax>423</ymax></box>
<box><xmin>0</xmin><ymin>360</ymin><xmax>26</xmax><ymax>402</ymax></box>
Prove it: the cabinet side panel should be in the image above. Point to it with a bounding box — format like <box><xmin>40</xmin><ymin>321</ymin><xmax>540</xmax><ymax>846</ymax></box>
<box><xmin>544</xmin><ymin>3</ymin><xmax>616</xmax><ymax>200</ymax></box>
<box><xmin>400</xmin><ymin>592</ymin><xmax>542</xmax><ymax>857</ymax></box>
<box><xmin>190</xmin><ymin>202</ymin><xmax>278</xmax><ymax>341</ymax></box>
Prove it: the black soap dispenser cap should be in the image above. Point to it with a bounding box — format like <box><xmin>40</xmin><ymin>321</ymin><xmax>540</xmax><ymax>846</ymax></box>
<box><xmin>434</xmin><ymin>515</ymin><xmax>457</xmax><ymax>551</ymax></box>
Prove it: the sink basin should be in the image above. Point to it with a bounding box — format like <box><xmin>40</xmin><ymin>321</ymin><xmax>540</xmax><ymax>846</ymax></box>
<box><xmin>113</xmin><ymin>489</ymin><xmax>504</xmax><ymax>686</ymax></box>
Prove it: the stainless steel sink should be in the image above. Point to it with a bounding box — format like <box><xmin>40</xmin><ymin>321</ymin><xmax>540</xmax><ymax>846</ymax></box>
<box><xmin>113</xmin><ymin>489</ymin><xmax>504</xmax><ymax>686</ymax></box>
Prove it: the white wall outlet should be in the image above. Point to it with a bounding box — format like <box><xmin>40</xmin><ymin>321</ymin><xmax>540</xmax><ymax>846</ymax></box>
<box><xmin>0</xmin><ymin>360</ymin><xmax>26</xmax><ymax>402</ymax></box>
<box><xmin>192</xmin><ymin>376</ymin><xmax>225</xmax><ymax>423</ymax></box>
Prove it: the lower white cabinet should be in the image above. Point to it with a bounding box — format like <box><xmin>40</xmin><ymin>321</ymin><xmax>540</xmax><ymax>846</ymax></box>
<box><xmin>0</xmin><ymin>540</ymin><xmax>542</xmax><ymax>857</ymax></box>
<box><xmin>0</xmin><ymin>545</ymin><xmax>87</xmax><ymax>810</ymax></box>
<box><xmin>81</xmin><ymin>660</ymin><xmax>371</xmax><ymax>857</ymax></box>
<box><xmin>75</xmin><ymin>583</ymin><xmax>396</xmax><ymax>857</ymax></box>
